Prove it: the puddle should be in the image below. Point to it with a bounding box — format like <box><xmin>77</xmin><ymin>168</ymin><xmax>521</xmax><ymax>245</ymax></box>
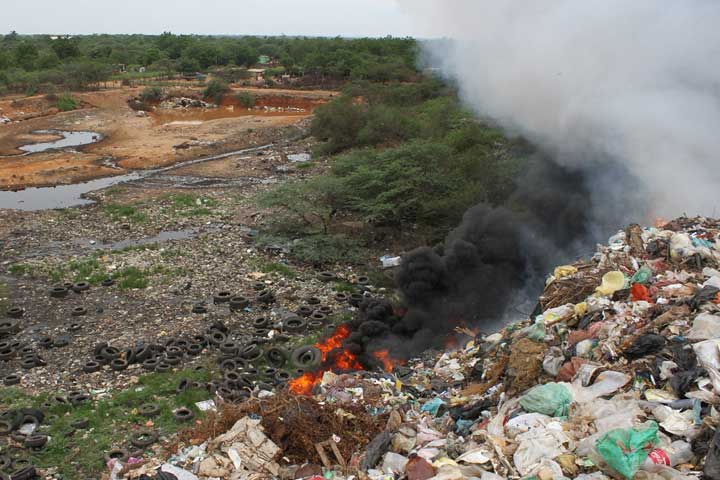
<box><xmin>0</xmin><ymin>144</ymin><xmax>273</xmax><ymax>211</ymax></box>
<box><xmin>18</xmin><ymin>130</ymin><xmax>103</xmax><ymax>154</ymax></box>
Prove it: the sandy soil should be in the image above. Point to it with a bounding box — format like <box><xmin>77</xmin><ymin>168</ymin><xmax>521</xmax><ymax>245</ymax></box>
<box><xmin>0</xmin><ymin>86</ymin><xmax>334</xmax><ymax>190</ymax></box>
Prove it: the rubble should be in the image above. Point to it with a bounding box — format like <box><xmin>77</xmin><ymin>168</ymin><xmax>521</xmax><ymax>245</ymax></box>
<box><xmin>148</xmin><ymin>217</ymin><xmax>720</xmax><ymax>480</ymax></box>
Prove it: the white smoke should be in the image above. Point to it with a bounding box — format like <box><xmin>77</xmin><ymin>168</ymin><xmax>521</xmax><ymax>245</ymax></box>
<box><xmin>398</xmin><ymin>0</ymin><xmax>720</xmax><ymax>218</ymax></box>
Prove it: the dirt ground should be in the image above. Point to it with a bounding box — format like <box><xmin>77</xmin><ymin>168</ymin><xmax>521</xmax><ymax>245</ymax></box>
<box><xmin>0</xmin><ymin>86</ymin><xmax>335</xmax><ymax>190</ymax></box>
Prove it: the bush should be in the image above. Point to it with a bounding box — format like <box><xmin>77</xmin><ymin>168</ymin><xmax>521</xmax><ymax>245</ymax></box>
<box><xmin>203</xmin><ymin>79</ymin><xmax>230</xmax><ymax>103</ymax></box>
<box><xmin>310</xmin><ymin>97</ymin><xmax>366</xmax><ymax>155</ymax></box>
<box><xmin>57</xmin><ymin>94</ymin><xmax>77</xmax><ymax>112</ymax></box>
<box><xmin>139</xmin><ymin>86</ymin><xmax>163</xmax><ymax>102</ymax></box>
<box><xmin>235</xmin><ymin>92</ymin><xmax>255</xmax><ymax>108</ymax></box>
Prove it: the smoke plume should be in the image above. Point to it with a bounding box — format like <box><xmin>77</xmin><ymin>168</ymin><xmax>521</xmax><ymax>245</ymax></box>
<box><xmin>344</xmin><ymin>1</ymin><xmax>720</xmax><ymax>360</ymax></box>
<box><xmin>400</xmin><ymin>0</ymin><xmax>720</xmax><ymax>218</ymax></box>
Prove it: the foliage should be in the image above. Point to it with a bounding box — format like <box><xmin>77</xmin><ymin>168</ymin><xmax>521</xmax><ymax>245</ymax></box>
<box><xmin>56</xmin><ymin>93</ymin><xmax>77</xmax><ymax>111</ymax></box>
<box><xmin>104</xmin><ymin>203</ymin><xmax>147</xmax><ymax>223</ymax></box>
<box><xmin>235</xmin><ymin>91</ymin><xmax>255</xmax><ymax>108</ymax></box>
<box><xmin>139</xmin><ymin>86</ymin><xmax>163</xmax><ymax>102</ymax></box>
<box><xmin>203</xmin><ymin>78</ymin><xmax>230</xmax><ymax>103</ymax></box>
<box><xmin>256</xmin><ymin>233</ymin><xmax>364</xmax><ymax>267</ymax></box>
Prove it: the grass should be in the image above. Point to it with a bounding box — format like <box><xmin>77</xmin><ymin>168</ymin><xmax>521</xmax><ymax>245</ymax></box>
<box><xmin>104</xmin><ymin>203</ymin><xmax>147</xmax><ymax>223</ymax></box>
<box><xmin>162</xmin><ymin>193</ymin><xmax>218</xmax><ymax>217</ymax></box>
<box><xmin>47</xmin><ymin>256</ymin><xmax>164</xmax><ymax>290</ymax></box>
<box><xmin>256</xmin><ymin>233</ymin><xmax>365</xmax><ymax>266</ymax></box>
<box><xmin>0</xmin><ymin>367</ymin><xmax>212</xmax><ymax>480</ymax></box>
<box><xmin>8</xmin><ymin>263</ymin><xmax>35</xmax><ymax>276</ymax></box>
<box><xmin>57</xmin><ymin>94</ymin><xmax>77</xmax><ymax>112</ymax></box>
<box><xmin>258</xmin><ymin>261</ymin><xmax>297</xmax><ymax>279</ymax></box>
<box><xmin>0</xmin><ymin>282</ymin><xmax>8</xmax><ymax>316</ymax></box>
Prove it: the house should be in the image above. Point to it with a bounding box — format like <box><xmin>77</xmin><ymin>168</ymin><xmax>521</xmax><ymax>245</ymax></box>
<box><xmin>247</xmin><ymin>68</ymin><xmax>266</xmax><ymax>82</ymax></box>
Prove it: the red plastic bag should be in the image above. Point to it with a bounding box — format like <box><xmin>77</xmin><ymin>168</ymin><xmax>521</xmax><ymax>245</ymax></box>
<box><xmin>631</xmin><ymin>283</ymin><xmax>651</xmax><ymax>302</ymax></box>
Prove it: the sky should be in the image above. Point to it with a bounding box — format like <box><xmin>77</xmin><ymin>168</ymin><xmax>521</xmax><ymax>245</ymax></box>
<box><xmin>1</xmin><ymin>0</ymin><xmax>418</xmax><ymax>37</ymax></box>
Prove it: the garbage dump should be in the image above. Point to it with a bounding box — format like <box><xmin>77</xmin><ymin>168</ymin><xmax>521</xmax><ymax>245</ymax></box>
<box><xmin>14</xmin><ymin>217</ymin><xmax>720</xmax><ymax>480</ymax></box>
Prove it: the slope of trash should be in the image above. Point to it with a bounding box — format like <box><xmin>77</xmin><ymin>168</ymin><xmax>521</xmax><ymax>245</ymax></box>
<box><xmin>119</xmin><ymin>217</ymin><xmax>720</xmax><ymax>480</ymax></box>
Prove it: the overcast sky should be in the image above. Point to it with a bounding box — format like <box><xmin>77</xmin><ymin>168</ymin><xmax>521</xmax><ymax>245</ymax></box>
<box><xmin>2</xmin><ymin>0</ymin><xmax>418</xmax><ymax>37</ymax></box>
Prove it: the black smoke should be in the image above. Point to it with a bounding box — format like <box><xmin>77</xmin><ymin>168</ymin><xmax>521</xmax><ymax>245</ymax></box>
<box><xmin>343</xmin><ymin>154</ymin><xmax>644</xmax><ymax>361</ymax></box>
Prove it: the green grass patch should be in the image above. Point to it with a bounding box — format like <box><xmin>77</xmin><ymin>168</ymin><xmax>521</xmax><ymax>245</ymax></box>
<box><xmin>0</xmin><ymin>282</ymin><xmax>8</xmax><ymax>316</ymax></box>
<box><xmin>162</xmin><ymin>193</ymin><xmax>218</xmax><ymax>217</ymax></box>
<box><xmin>57</xmin><ymin>93</ymin><xmax>77</xmax><ymax>112</ymax></box>
<box><xmin>0</xmin><ymin>368</ymin><xmax>212</xmax><ymax>480</ymax></box>
<box><xmin>258</xmin><ymin>261</ymin><xmax>297</xmax><ymax>278</ymax></box>
<box><xmin>104</xmin><ymin>203</ymin><xmax>147</xmax><ymax>223</ymax></box>
<box><xmin>8</xmin><ymin>263</ymin><xmax>35</xmax><ymax>276</ymax></box>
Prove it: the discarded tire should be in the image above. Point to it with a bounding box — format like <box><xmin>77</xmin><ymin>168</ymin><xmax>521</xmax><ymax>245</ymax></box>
<box><xmin>38</xmin><ymin>337</ymin><xmax>53</xmax><ymax>349</ymax></box>
<box><xmin>275</xmin><ymin>371</ymin><xmax>291</xmax><ymax>383</ymax></box>
<box><xmin>206</xmin><ymin>330</ymin><xmax>226</xmax><ymax>346</ymax></box>
<box><xmin>68</xmin><ymin>392</ymin><xmax>91</xmax><ymax>405</ymax></box>
<box><xmin>99</xmin><ymin>346</ymin><xmax>120</xmax><ymax>361</ymax></box>
<box><xmin>219</xmin><ymin>342</ymin><xmax>239</xmax><ymax>355</ymax></box>
<box><xmin>265</xmin><ymin>347</ymin><xmax>288</xmax><ymax>368</ymax></box>
<box><xmin>138</xmin><ymin>403</ymin><xmax>160</xmax><ymax>418</ymax></box>
<box><xmin>8</xmin><ymin>466</ymin><xmax>36</xmax><ymax>480</ymax></box>
<box><xmin>155</xmin><ymin>362</ymin><xmax>172</xmax><ymax>373</ymax></box>
<box><xmin>239</xmin><ymin>344</ymin><xmax>263</xmax><ymax>362</ymax></box>
<box><xmin>317</xmin><ymin>271</ymin><xmax>335</xmax><ymax>282</ymax></box>
<box><xmin>130</xmin><ymin>430</ymin><xmax>158</xmax><ymax>448</ymax></box>
<box><xmin>49</xmin><ymin>286</ymin><xmax>69</xmax><ymax>299</ymax></box>
<box><xmin>349</xmin><ymin>293</ymin><xmax>364</xmax><ymax>307</ymax></box>
<box><xmin>357</xmin><ymin>275</ymin><xmax>370</xmax><ymax>285</ymax></box>
<box><xmin>252</xmin><ymin>282</ymin><xmax>266</xmax><ymax>291</ymax></box>
<box><xmin>308</xmin><ymin>320</ymin><xmax>324</xmax><ymax>330</ymax></box>
<box><xmin>172</xmin><ymin>408</ymin><xmax>194</xmax><ymax>422</ymax></box>
<box><xmin>306</xmin><ymin>296</ymin><xmax>321</xmax><ymax>305</ymax></box>
<box><xmin>3</xmin><ymin>374</ymin><xmax>20</xmax><ymax>386</ymax></box>
<box><xmin>334</xmin><ymin>292</ymin><xmax>349</xmax><ymax>302</ymax></box>
<box><xmin>296</xmin><ymin>305</ymin><xmax>313</xmax><ymax>317</ymax></box>
<box><xmin>67</xmin><ymin>322</ymin><xmax>82</xmax><ymax>332</ymax></box>
<box><xmin>187</xmin><ymin>343</ymin><xmax>203</xmax><ymax>356</ymax></box>
<box><xmin>101</xmin><ymin>278</ymin><xmax>115</xmax><ymax>287</ymax></box>
<box><xmin>252</xmin><ymin>317</ymin><xmax>269</xmax><ymax>328</ymax></box>
<box><xmin>291</xmin><ymin>346</ymin><xmax>322</xmax><ymax>369</ymax></box>
<box><xmin>282</xmin><ymin>316</ymin><xmax>306</xmax><ymax>333</ymax></box>
<box><xmin>71</xmin><ymin>418</ymin><xmax>90</xmax><ymax>429</ymax></box>
<box><xmin>256</xmin><ymin>289</ymin><xmax>275</xmax><ymax>304</ymax></box>
<box><xmin>229</xmin><ymin>296</ymin><xmax>249</xmax><ymax>310</ymax></box>
<box><xmin>82</xmin><ymin>361</ymin><xmax>101</xmax><ymax>373</ymax></box>
<box><xmin>213</xmin><ymin>291</ymin><xmax>232</xmax><ymax>304</ymax></box>
<box><xmin>142</xmin><ymin>358</ymin><xmax>158</xmax><ymax>371</ymax></box>
<box><xmin>192</xmin><ymin>303</ymin><xmax>208</xmax><ymax>314</ymax></box>
<box><xmin>176</xmin><ymin>378</ymin><xmax>190</xmax><ymax>394</ymax></box>
<box><xmin>24</xmin><ymin>435</ymin><xmax>47</xmax><ymax>449</ymax></box>
<box><xmin>317</xmin><ymin>305</ymin><xmax>332</xmax><ymax>315</ymax></box>
<box><xmin>0</xmin><ymin>320</ymin><xmax>20</xmax><ymax>335</ymax></box>
<box><xmin>104</xmin><ymin>448</ymin><xmax>129</xmax><ymax>464</ymax></box>
<box><xmin>53</xmin><ymin>336</ymin><xmax>69</xmax><ymax>348</ymax></box>
<box><xmin>110</xmin><ymin>359</ymin><xmax>128</xmax><ymax>371</ymax></box>
<box><xmin>72</xmin><ymin>281</ymin><xmax>90</xmax><ymax>293</ymax></box>
<box><xmin>310</xmin><ymin>312</ymin><xmax>327</xmax><ymax>322</ymax></box>
<box><xmin>70</xmin><ymin>306</ymin><xmax>87</xmax><ymax>317</ymax></box>
<box><xmin>6</xmin><ymin>307</ymin><xmax>24</xmax><ymax>319</ymax></box>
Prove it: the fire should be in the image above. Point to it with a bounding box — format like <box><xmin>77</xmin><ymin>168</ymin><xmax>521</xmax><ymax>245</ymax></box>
<box><xmin>371</xmin><ymin>349</ymin><xmax>404</xmax><ymax>372</ymax></box>
<box><xmin>288</xmin><ymin>325</ymin><xmax>403</xmax><ymax>396</ymax></box>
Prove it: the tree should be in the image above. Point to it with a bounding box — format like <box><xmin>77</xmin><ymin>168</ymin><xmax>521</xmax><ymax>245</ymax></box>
<box><xmin>203</xmin><ymin>79</ymin><xmax>229</xmax><ymax>103</ymax></box>
<box><xmin>179</xmin><ymin>56</ymin><xmax>200</xmax><ymax>74</ymax></box>
<box><xmin>37</xmin><ymin>50</ymin><xmax>60</xmax><ymax>69</ymax></box>
<box><xmin>14</xmin><ymin>42</ymin><xmax>38</xmax><ymax>70</ymax></box>
<box><xmin>51</xmin><ymin>36</ymin><xmax>80</xmax><ymax>59</ymax></box>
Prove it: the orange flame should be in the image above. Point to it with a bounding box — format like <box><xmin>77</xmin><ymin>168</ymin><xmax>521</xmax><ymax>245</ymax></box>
<box><xmin>371</xmin><ymin>349</ymin><xmax>405</xmax><ymax>372</ymax></box>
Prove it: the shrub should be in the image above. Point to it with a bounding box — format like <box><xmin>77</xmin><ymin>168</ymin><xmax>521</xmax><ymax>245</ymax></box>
<box><xmin>203</xmin><ymin>79</ymin><xmax>230</xmax><ymax>103</ymax></box>
<box><xmin>235</xmin><ymin>92</ymin><xmax>255</xmax><ymax>108</ymax></box>
<box><xmin>139</xmin><ymin>86</ymin><xmax>163</xmax><ymax>102</ymax></box>
<box><xmin>57</xmin><ymin>94</ymin><xmax>77</xmax><ymax>112</ymax></box>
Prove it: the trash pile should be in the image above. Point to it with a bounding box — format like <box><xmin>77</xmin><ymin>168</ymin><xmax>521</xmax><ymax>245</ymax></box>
<box><xmin>122</xmin><ymin>217</ymin><xmax>720</xmax><ymax>479</ymax></box>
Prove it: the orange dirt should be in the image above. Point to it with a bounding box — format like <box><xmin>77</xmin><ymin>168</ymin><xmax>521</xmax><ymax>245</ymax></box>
<box><xmin>0</xmin><ymin>86</ymin><xmax>334</xmax><ymax>190</ymax></box>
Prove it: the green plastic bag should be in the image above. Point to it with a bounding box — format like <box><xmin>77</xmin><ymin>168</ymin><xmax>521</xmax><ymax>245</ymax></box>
<box><xmin>524</xmin><ymin>321</ymin><xmax>546</xmax><ymax>341</ymax></box>
<box><xmin>630</xmin><ymin>265</ymin><xmax>653</xmax><ymax>285</ymax></box>
<box><xmin>596</xmin><ymin>422</ymin><xmax>659</xmax><ymax>479</ymax></box>
<box><xmin>519</xmin><ymin>382</ymin><xmax>573</xmax><ymax>417</ymax></box>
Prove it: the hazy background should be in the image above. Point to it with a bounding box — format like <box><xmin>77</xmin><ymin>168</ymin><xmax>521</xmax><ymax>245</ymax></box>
<box><xmin>1</xmin><ymin>0</ymin><xmax>417</xmax><ymax>37</ymax></box>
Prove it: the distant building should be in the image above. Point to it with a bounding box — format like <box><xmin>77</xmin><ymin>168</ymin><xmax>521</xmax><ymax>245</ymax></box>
<box><xmin>247</xmin><ymin>68</ymin><xmax>266</xmax><ymax>82</ymax></box>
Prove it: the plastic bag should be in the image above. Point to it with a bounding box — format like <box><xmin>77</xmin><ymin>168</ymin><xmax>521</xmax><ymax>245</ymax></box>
<box><xmin>596</xmin><ymin>271</ymin><xmax>626</xmax><ymax>296</ymax></box>
<box><xmin>687</xmin><ymin>312</ymin><xmax>720</xmax><ymax>340</ymax></box>
<box><xmin>624</xmin><ymin>334</ymin><xmax>666</xmax><ymax>359</ymax></box>
<box><xmin>631</xmin><ymin>283</ymin><xmax>651</xmax><ymax>302</ymax></box>
<box><xmin>705</xmin><ymin>427</ymin><xmax>720</xmax><ymax>480</ymax></box>
<box><xmin>631</xmin><ymin>265</ymin><xmax>653</xmax><ymax>285</ymax></box>
<box><xmin>596</xmin><ymin>422</ymin><xmax>660</xmax><ymax>480</ymax></box>
<box><xmin>519</xmin><ymin>382</ymin><xmax>573</xmax><ymax>417</ymax></box>
<box><xmin>513</xmin><ymin>421</ymin><xmax>571</xmax><ymax>475</ymax></box>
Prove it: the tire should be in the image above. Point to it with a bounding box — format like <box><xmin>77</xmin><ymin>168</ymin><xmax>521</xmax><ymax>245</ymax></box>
<box><xmin>252</xmin><ymin>317</ymin><xmax>269</xmax><ymax>328</ymax></box>
<box><xmin>206</xmin><ymin>331</ymin><xmax>226</xmax><ymax>346</ymax></box>
<box><xmin>0</xmin><ymin>320</ymin><xmax>20</xmax><ymax>335</ymax></box>
<box><xmin>52</xmin><ymin>336</ymin><xmax>70</xmax><ymax>348</ymax></box>
<box><xmin>334</xmin><ymin>293</ymin><xmax>349</xmax><ymax>302</ymax></box>
<box><xmin>296</xmin><ymin>306</ymin><xmax>313</xmax><ymax>317</ymax></box>
<box><xmin>187</xmin><ymin>344</ymin><xmax>202</xmax><ymax>356</ymax></box>
<box><xmin>71</xmin><ymin>418</ymin><xmax>89</xmax><ymax>429</ymax></box>
<box><xmin>38</xmin><ymin>337</ymin><xmax>53</xmax><ymax>349</ymax></box>
<box><xmin>282</xmin><ymin>316</ymin><xmax>306</xmax><ymax>333</ymax></box>
<box><xmin>191</xmin><ymin>303</ymin><xmax>208</xmax><ymax>314</ymax></box>
<box><xmin>310</xmin><ymin>312</ymin><xmax>327</xmax><ymax>322</ymax></box>
<box><xmin>130</xmin><ymin>430</ymin><xmax>158</xmax><ymax>448</ymax></box>
<box><xmin>229</xmin><ymin>296</ymin><xmax>249</xmax><ymax>311</ymax></box>
<box><xmin>99</xmin><ymin>346</ymin><xmax>120</xmax><ymax>361</ymax></box>
<box><xmin>71</xmin><ymin>307</ymin><xmax>87</xmax><ymax>317</ymax></box>
<box><xmin>275</xmin><ymin>371</ymin><xmax>291</xmax><ymax>383</ymax></box>
<box><xmin>162</xmin><ymin>355</ymin><xmax>180</xmax><ymax>366</ymax></box>
<box><xmin>155</xmin><ymin>363</ymin><xmax>172</xmax><ymax>373</ymax></box>
<box><xmin>104</xmin><ymin>449</ymin><xmax>129</xmax><ymax>464</ymax></box>
<box><xmin>24</xmin><ymin>435</ymin><xmax>47</xmax><ymax>448</ymax></box>
<box><xmin>213</xmin><ymin>291</ymin><xmax>232</xmax><ymax>304</ymax></box>
<box><xmin>9</xmin><ymin>466</ymin><xmax>36</xmax><ymax>480</ymax></box>
<box><xmin>109</xmin><ymin>359</ymin><xmax>128</xmax><ymax>371</ymax></box>
<box><xmin>67</xmin><ymin>322</ymin><xmax>82</xmax><ymax>332</ymax></box>
<box><xmin>138</xmin><ymin>403</ymin><xmax>160</xmax><ymax>418</ymax></box>
<box><xmin>308</xmin><ymin>321</ymin><xmax>323</xmax><ymax>330</ymax></box>
<box><xmin>239</xmin><ymin>344</ymin><xmax>263</xmax><ymax>362</ymax></box>
<box><xmin>6</xmin><ymin>307</ymin><xmax>24</xmax><ymax>319</ymax></box>
<box><xmin>3</xmin><ymin>374</ymin><xmax>20</xmax><ymax>386</ymax></box>
<box><xmin>349</xmin><ymin>293</ymin><xmax>364</xmax><ymax>307</ymax></box>
<box><xmin>72</xmin><ymin>282</ymin><xmax>90</xmax><ymax>293</ymax></box>
<box><xmin>291</xmin><ymin>346</ymin><xmax>322</xmax><ymax>369</ymax></box>
<box><xmin>133</xmin><ymin>345</ymin><xmax>152</xmax><ymax>363</ymax></box>
<box><xmin>176</xmin><ymin>378</ymin><xmax>190</xmax><ymax>394</ymax></box>
<box><xmin>256</xmin><ymin>290</ymin><xmax>275</xmax><ymax>304</ymax></box>
<box><xmin>68</xmin><ymin>392</ymin><xmax>91</xmax><ymax>406</ymax></box>
<box><xmin>21</xmin><ymin>408</ymin><xmax>44</xmax><ymax>424</ymax></box>
<box><xmin>83</xmin><ymin>361</ymin><xmax>101</xmax><ymax>373</ymax></box>
<box><xmin>172</xmin><ymin>408</ymin><xmax>194</xmax><ymax>422</ymax></box>
<box><xmin>49</xmin><ymin>286</ymin><xmax>69</xmax><ymax>299</ymax></box>
<box><xmin>101</xmin><ymin>278</ymin><xmax>115</xmax><ymax>287</ymax></box>
<box><xmin>265</xmin><ymin>347</ymin><xmax>288</xmax><ymax>368</ymax></box>
<box><xmin>317</xmin><ymin>271</ymin><xmax>335</xmax><ymax>282</ymax></box>
<box><xmin>142</xmin><ymin>358</ymin><xmax>159</xmax><ymax>371</ymax></box>
<box><xmin>252</xmin><ymin>282</ymin><xmax>266</xmax><ymax>291</ymax></box>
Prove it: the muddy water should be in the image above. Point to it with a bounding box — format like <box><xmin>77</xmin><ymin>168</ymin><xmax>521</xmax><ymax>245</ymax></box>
<box><xmin>0</xmin><ymin>144</ymin><xmax>273</xmax><ymax>211</ymax></box>
<box><xmin>18</xmin><ymin>130</ymin><xmax>103</xmax><ymax>154</ymax></box>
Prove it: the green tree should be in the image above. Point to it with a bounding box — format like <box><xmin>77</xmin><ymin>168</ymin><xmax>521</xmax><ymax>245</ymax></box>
<box><xmin>14</xmin><ymin>42</ymin><xmax>38</xmax><ymax>70</ymax></box>
<box><xmin>51</xmin><ymin>36</ymin><xmax>81</xmax><ymax>59</ymax></box>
